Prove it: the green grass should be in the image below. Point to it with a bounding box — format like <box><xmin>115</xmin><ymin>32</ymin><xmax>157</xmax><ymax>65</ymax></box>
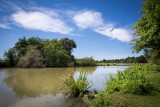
<box><xmin>84</xmin><ymin>64</ymin><xmax>160</xmax><ymax>107</ymax></box>
<box><xmin>107</xmin><ymin>72</ymin><xmax>160</xmax><ymax>107</ymax></box>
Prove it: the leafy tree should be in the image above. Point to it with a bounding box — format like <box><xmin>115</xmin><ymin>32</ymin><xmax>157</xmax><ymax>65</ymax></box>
<box><xmin>18</xmin><ymin>46</ymin><xmax>45</xmax><ymax>68</ymax></box>
<box><xmin>27</xmin><ymin>37</ymin><xmax>45</xmax><ymax>53</ymax></box>
<box><xmin>75</xmin><ymin>57</ymin><xmax>97</xmax><ymax>66</ymax></box>
<box><xmin>0</xmin><ymin>59</ymin><xmax>9</xmax><ymax>67</ymax></box>
<box><xmin>4</xmin><ymin>48</ymin><xmax>18</xmax><ymax>67</ymax></box>
<box><xmin>4</xmin><ymin>37</ymin><xmax>77</xmax><ymax>67</ymax></box>
<box><xmin>99</xmin><ymin>55</ymin><xmax>147</xmax><ymax>63</ymax></box>
<box><xmin>59</xmin><ymin>38</ymin><xmax>77</xmax><ymax>55</ymax></box>
<box><xmin>44</xmin><ymin>39</ymin><xmax>73</xmax><ymax>67</ymax></box>
<box><xmin>14</xmin><ymin>37</ymin><xmax>28</xmax><ymax>57</ymax></box>
<box><xmin>132</xmin><ymin>0</ymin><xmax>160</xmax><ymax>63</ymax></box>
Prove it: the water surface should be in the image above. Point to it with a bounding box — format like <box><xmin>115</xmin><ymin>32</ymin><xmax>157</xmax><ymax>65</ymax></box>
<box><xmin>0</xmin><ymin>66</ymin><xmax>127</xmax><ymax>107</ymax></box>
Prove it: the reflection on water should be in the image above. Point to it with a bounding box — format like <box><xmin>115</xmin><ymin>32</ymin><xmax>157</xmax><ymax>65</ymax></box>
<box><xmin>11</xmin><ymin>93</ymin><xmax>67</xmax><ymax>107</ymax></box>
<box><xmin>3</xmin><ymin>68</ymin><xmax>75</xmax><ymax>97</ymax></box>
<box><xmin>0</xmin><ymin>66</ymin><xmax>127</xmax><ymax>107</ymax></box>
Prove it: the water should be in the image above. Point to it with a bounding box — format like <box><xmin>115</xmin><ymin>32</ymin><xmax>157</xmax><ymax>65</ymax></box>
<box><xmin>0</xmin><ymin>66</ymin><xmax>127</xmax><ymax>107</ymax></box>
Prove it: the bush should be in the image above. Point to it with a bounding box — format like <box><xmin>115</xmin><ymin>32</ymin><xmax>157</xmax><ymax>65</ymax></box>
<box><xmin>18</xmin><ymin>46</ymin><xmax>45</xmax><ymax>68</ymax></box>
<box><xmin>62</xmin><ymin>72</ymin><xmax>92</xmax><ymax>97</ymax></box>
<box><xmin>84</xmin><ymin>64</ymin><xmax>157</xmax><ymax>107</ymax></box>
<box><xmin>75</xmin><ymin>57</ymin><xmax>97</xmax><ymax>66</ymax></box>
<box><xmin>106</xmin><ymin>64</ymin><xmax>155</xmax><ymax>95</ymax></box>
<box><xmin>83</xmin><ymin>92</ymin><xmax>110</xmax><ymax>107</ymax></box>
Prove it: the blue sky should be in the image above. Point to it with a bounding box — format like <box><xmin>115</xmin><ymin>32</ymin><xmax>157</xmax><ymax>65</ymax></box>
<box><xmin>0</xmin><ymin>0</ymin><xmax>143</xmax><ymax>60</ymax></box>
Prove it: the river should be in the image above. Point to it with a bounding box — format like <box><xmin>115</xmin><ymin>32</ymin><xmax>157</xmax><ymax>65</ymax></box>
<box><xmin>0</xmin><ymin>66</ymin><xmax>127</xmax><ymax>107</ymax></box>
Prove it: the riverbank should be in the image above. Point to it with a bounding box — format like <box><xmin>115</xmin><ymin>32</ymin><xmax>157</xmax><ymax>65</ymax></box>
<box><xmin>104</xmin><ymin>71</ymin><xmax>160</xmax><ymax>107</ymax></box>
<box><xmin>84</xmin><ymin>64</ymin><xmax>160</xmax><ymax>107</ymax></box>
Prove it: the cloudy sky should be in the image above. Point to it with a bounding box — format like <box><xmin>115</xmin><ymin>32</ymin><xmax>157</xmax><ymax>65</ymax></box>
<box><xmin>0</xmin><ymin>0</ymin><xmax>143</xmax><ymax>60</ymax></box>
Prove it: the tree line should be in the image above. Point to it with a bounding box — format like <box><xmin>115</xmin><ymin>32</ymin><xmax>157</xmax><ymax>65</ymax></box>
<box><xmin>99</xmin><ymin>55</ymin><xmax>147</xmax><ymax>63</ymax></box>
<box><xmin>0</xmin><ymin>37</ymin><xmax>97</xmax><ymax>68</ymax></box>
<box><xmin>3</xmin><ymin>37</ymin><xmax>76</xmax><ymax>68</ymax></box>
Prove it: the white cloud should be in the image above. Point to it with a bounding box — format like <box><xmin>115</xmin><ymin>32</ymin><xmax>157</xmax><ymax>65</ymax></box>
<box><xmin>72</xmin><ymin>10</ymin><xmax>103</xmax><ymax>29</ymax></box>
<box><xmin>72</xmin><ymin>10</ymin><xmax>133</xmax><ymax>42</ymax></box>
<box><xmin>0</xmin><ymin>24</ymin><xmax>11</xmax><ymax>29</ymax></box>
<box><xmin>11</xmin><ymin>11</ymin><xmax>72</xmax><ymax>34</ymax></box>
<box><xmin>94</xmin><ymin>26</ymin><xmax>133</xmax><ymax>42</ymax></box>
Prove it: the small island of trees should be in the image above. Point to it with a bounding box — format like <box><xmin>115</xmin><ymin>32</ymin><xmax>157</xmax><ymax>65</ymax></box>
<box><xmin>0</xmin><ymin>37</ymin><xmax>98</xmax><ymax>68</ymax></box>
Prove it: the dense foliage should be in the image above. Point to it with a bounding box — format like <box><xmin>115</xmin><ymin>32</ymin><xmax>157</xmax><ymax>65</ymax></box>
<box><xmin>132</xmin><ymin>0</ymin><xmax>160</xmax><ymax>64</ymax></box>
<box><xmin>75</xmin><ymin>57</ymin><xmax>97</xmax><ymax>66</ymax></box>
<box><xmin>17</xmin><ymin>46</ymin><xmax>45</xmax><ymax>68</ymax></box>
<box><xmin>99</xmin><ymin>55</ymin><xmax>147</xmax><ymax>63</ymax></box>
<box><xmin>62</xmin><ymin>72</ymin><xmax>92</xmax><ymax>97</ymax></box>
<box><xmin>4</xmin><ymin>37</ymin><xmax>76</xmax><ymax>68</ymax></box>
<box><xmin>84</xmin><ymin>64</ymin><xmax>158</xmax><ymax>107</ymax></box>
<box><xmin>0</xmin><ymin>59</ymin><xmax>9</xmax><ymax>67</ymax></box>
<box><xmin>106</xmin><ymin>64</ymin><xmax>156</xmax><ymax>95</ymax></box>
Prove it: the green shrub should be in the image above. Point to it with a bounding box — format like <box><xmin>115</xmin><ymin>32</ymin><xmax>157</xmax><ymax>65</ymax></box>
<box><xmin>106</xmin><ymin>64</ymin><xmax>155</xmax><ymax>95</ymax></box>
<box><xmin>62</xmin><ymin>72</ymin><xmax>92</xmax><ymax>97</ymax></box>
<box><xmin>75</xmin><ymin>57</ymin><xmax>97</xmax><ymax>66</ymax></box>
<box><xmin>83</xmin><ymin>92</ymin><xmax>110</xmax><ymax>107</ymax></box>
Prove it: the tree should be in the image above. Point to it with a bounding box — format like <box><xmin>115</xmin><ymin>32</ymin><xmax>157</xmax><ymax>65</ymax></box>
<box><xmin>44</xmin><ymin>39</ymin><xmax>73</xmax><ymax>67</ymax></box>
<box><xmin>132</xmin><ymin>0</ymin><xmax>160</xmax><ymax>63</ymax></box>
<box><xmin>14</xmin><ymin>36</ymin><xmax>28</xmax><ymax>57</ymax></box>
<box><xmin>4</xmin><ymin>48</ymin><xmax>18</xmax><ymax>67</ymax></box>
<box><xmin>4</xmin><ymin>37</ymin><xmax>77</xmax><ymax>67</ymax></box>
<box><xmin>75</xmin><ymin>57</ymin><xmax>97</xmax><ymax>66</ymax></box>
<box><xmin>18</xmin><ymin>46</ymin><xmax>45</xmax><ymax>68</ymax></box>
<box><xmin>136</xmin><ymin>55</ymin><xmax>147</xmax><ymax>63</ymax></box>
<box><xmin>59</xmin><ymin>38</ymin><xmax>77</xmax><ymax>55</ymax></box>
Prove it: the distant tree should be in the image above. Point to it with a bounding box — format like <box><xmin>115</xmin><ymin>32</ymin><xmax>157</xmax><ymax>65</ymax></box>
<box><xmin>27</xmin><ymin>37</ymin><xmax>45</xmax><ymax>53</ymax></box>
<box><xmin>75</xmin><ymin>57</ymin><xmax>97</xmax><ymax>66</ymax></box>
<box><xmin>136</xmin><ymin>55</ymin><xmax>147</xmax><ymax>63</ymax></box>
<box><xmin>4</xmin><ymin>37</ymin><xmax>77</xmax><ymax>67</ymax></box>
<box><xmin>0</xmin><ymin>59</ymin><xmax>9</xmax><ymax>67</ymax></box>
<box><xmin>14</xmin><ymin>37</ymin><xmax>28</xmax><ymax>57</ymax></box>
<box><xmin>4</xmin><ymin>48</ymin><xmax>18</xmax><ymax>67</ymax></box>
<box><xmin>98</xmin><ymin>55</ymin><xmax>147</xmax><ymax>63</ymax></box>
<box><xmin>18</xmin><ymin>46</ymin><xmax>45</xmax><ymax>68</ymax></box>
<box><xmin>44</xmin><ymin>39</ymin><xmax>73</xmax><ymax>67</ymax></box>
<box><xmin>59</xmin><ymin>38</ymin><xmax>77</xmax><ymax>55</ymax></box>
<box><xmin>132</xmin><ymin>0</ymin><xmax>160</xmax><ymax>63</ymax></box>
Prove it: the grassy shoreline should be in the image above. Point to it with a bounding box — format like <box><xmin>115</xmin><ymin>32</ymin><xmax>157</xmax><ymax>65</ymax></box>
<box><xmin>105</xmin><ymin>71</ymin><xmax>160</xmax><ymax>107</ymax></box>
<box><xmin>83</xmin><ymin>64</ymin><xmax>160</xmax><ymax>107</ymax></box>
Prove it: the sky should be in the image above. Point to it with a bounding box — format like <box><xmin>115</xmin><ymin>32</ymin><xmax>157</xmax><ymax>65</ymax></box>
<box><xmin>0</xmin><ymin>0</ymin><xmax>143</xmax><ymax>60</ymax></box>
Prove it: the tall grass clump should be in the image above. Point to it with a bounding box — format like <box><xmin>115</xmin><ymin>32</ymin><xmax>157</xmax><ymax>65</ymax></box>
<box><xmin>62</xmin><ymin>72</ymin><xmax>92</xmax><ymax>97</ymax></box>
<box><xmin>106</xmin><ymin>64</ymin><xmax>155</xmax><ymax>95</ymax></box>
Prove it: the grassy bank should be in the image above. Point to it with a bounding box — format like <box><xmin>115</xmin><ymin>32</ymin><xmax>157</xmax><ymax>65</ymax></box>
<box><xmin>97</xmin><ymin>62</ymin><xmax>132</xmax><ymax>66</ymax></box>
<box><xmin>84</xmin><ymin>64</ymin><xmax>160</xmax><ymax>107</ymax></box>
<box><xmin>104</xmin><ymin>72</ymin><xmax>160</xmax><ymax>107</ymax></box>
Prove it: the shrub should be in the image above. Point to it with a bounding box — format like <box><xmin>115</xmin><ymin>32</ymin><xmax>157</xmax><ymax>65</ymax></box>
<box><xmin>18</xmin><ymin>46</ymin><xmax>45</xmax><ymax>68</ymax></box>
<box><xmin>75</xmin><ymin>57</ymin><xmax>97</xmax><ymax>66</ymax></box>
<box><xmin>4</xmin><ymin>48</ymin><xmax>18</xmax><ymax>67</ymax></box>
<box><xmin>83</xmin><ymin>92</ymin><xmax>110</xmax><ymax>107</ymax></box>
<box><xmin>106</xmin><ymin>64</ymin><xmax>155</xmax><ymax>95</ymax></box>
<box><xmin>62</xmin><ymin>72</ymin><xmax>92</xmax><ymax>97</ymax></box>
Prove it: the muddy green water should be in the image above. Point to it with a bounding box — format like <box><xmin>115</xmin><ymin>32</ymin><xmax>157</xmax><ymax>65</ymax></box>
<box><xmin>0</xmin><ymin>66</ymin><xmax>127</xmax><ymax>107</ymax></box>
